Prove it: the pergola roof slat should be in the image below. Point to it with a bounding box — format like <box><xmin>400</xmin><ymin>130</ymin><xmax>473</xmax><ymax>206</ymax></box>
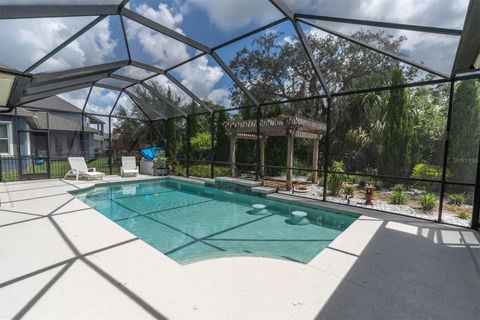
<box><xmin>225</xmin><ymin>116</ymin><xmax>326</xmax><ymax>139</ymax></box>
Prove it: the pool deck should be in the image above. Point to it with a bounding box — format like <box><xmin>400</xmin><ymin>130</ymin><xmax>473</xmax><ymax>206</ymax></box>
<box><xmin>1</xmin><ymin>175</ymin><xmax>479</xmax><ymax>319</ymax></box>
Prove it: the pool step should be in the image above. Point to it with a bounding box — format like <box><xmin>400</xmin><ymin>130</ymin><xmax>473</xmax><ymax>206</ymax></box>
<box><xmin>206</xmin><ymin>176</ymin><xmax>276</xmax><ymax>197</ymax></box>
<box><xmin>214</xmin><ymin>177</ymin><xmax>262</xmax><ymax>187</ymax></box>
<box><xmin>251</xmin><ymin>186</ymin><xmax>277</xmax><ymax>195</ymax></box>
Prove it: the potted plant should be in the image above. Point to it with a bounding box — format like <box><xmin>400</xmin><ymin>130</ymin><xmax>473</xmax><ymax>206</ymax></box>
<box><xmin>153</xmin><ymin>150</ymin><xmax>169</xmax><ymax>176</ymax></box>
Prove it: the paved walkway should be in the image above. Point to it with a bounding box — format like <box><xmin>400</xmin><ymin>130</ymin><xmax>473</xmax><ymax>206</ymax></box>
<box><xmin>1</xmin><ymin>176</ymin><xmax>479</xmax><ymax>319</ymax></box>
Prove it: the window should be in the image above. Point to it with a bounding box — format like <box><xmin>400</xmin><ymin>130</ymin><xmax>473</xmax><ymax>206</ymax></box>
<box><xmin>0</xmin><ymin>121</ymin><xmax>13</xmax><ymax>155</ymax></box>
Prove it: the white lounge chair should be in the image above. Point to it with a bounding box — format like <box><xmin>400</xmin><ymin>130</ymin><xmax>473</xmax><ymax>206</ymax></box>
<box><xmin>64</xmin><ymin>157</ymin><xmax>104</xmax><ymax>181</ymax></box>
<box><xmin>120</xmin><ymin>156</ymin><xmax>139</xmax><ymax>177</ymax></box>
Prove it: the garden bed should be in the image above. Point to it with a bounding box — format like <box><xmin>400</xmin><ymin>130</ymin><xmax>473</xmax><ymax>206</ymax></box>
<box><xmin>277</xmin><ymin>183</ymin><xmax>472</xmax><ymax>228</ymax></box>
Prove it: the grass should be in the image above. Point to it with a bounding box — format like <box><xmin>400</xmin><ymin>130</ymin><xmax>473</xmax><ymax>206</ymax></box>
<box><xmin>1</xmin><ymin>157</ymin><xmax>119</xmax><ymax>182</ymax></box>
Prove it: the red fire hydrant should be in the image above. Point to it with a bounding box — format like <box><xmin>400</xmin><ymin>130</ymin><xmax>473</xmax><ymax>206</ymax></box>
<box><xmin>364</xmin><ymin>183</ymin><xmax>375</xmax><ymax>206</ymax></box>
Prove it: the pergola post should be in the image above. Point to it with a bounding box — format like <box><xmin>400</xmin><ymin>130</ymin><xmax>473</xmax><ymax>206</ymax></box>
<box><xmin>286</xmin><ymin>134</ymin><xmax>294</xmax><ymax>190</ymax></box>
<box><xmin>312</xmin><ymin>138</ymin><xmax>319</xmax><ymax>184</ymax></box>
<box><xmin>259</xmin><ymin>136</ymin><xmax>266</xmax><ymax>177</ymax></box>
<box><xmin>229</xmin><ymin>134</ymin><xmax>236</xmax><ymax>177</ymax></box>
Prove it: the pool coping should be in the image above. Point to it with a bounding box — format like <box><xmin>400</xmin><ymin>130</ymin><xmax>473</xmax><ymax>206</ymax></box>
<box><xmin>2</xmin><ymin>175</ymin><xmax>479</xmax><ymax>319</ymax></box>
<box><xmin>65</xmin><ymin>174</ymin><xmax>479</xmax><ymax>268</ymax></box>
<box><xmin>67</xmin><ymin>174</ymin><xmax>429</xmax><ymax>266</ymax></box>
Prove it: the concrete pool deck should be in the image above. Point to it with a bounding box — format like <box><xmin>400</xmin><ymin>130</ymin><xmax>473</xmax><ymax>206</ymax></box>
<box><xmin>0</xmin><ymin>175</ymin><xmax>479</xmax><ymax>319</ymax></box>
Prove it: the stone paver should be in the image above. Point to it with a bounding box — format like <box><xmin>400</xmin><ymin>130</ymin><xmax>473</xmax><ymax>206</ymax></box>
<box><xmin>0</xmin><ymin>175</ymin><xmax>479</xmax><ymax>319</ymax></box>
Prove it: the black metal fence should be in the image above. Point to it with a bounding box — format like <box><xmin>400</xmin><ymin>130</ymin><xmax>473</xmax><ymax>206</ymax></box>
<box><xmin>0</xmin><ymin>154</ymin><xmax>120</xmax><ymax>182</ymax></box>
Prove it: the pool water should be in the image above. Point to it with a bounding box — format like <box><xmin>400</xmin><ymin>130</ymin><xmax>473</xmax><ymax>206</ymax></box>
<box><xmin>73</xmin><ymin>178</ymin><xmax>358</xmax><ymax>264</ymax></box>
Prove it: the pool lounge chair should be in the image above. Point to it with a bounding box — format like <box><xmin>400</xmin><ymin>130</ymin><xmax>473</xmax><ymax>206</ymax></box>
<box><xmin>64</xmin><ymin>157</ymin><xmax>104</xmax><ymax>181</ymax></box>
<box><xmin>121</xmin><ymin>156</ymin><xmax>139</xmax><ymax>177</ymax></box>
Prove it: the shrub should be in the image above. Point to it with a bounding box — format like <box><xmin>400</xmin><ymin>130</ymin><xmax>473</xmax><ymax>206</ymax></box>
<box><xmin>358</xmin><ymin>176</ymin><xmax>368</xmax><ymax>188</ymax></box>
<box><xmin>390</xmin><ymin>190</ymin><xmax>409</xmax><ymax>205</ymax></box>
<box><xmin>327</xmin><ymin>161</ymin><xmax>346</xmax><ymax>196</ymax></box>
<box><xmin>411</xmin><ymin>163</ymin><xmax>451</xmax><ymax>180</ymax></box>
<box><xmin>188</xmin><ymin>165</ymin><xmax>230</xmax><ymax>178</ymax></box>
<box><xmin>456</xmin><ymin>211</ymin><xmax>470</xmax><ymax>220</ymax></box>
<box><xmin>448</xmin><ymin>193</ymin><xmax>465</xmax><ymax>206</ymax></box>
<box><xmin>342</xmin><ymin>184</ymin><xmax>355</xmax><ymax>203</ymax></box>
<box><xmin>418</xmin><ymin>193</ymin><xmax>437</xmax><ymax>212</ymax></box>
<box><xmin>391</xmin><ymin>184</ymin><xmax>405</xmax><ymax>192</ymax></box>
<box><xmin>154</xmin><ymin>150</ymin><xmax>167</xmax><ymax>168</ymax></box>
<box><xmin>347</xmin><ymin>174</ymin><xmax>360</xmax><ymax>185</ymax></box>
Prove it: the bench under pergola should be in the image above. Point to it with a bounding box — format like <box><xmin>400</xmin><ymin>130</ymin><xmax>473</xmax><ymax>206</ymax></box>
<box><xmin>224</xmin><ymin>116</ymin><xmax>327</xmax><ymax>190</ymax></box>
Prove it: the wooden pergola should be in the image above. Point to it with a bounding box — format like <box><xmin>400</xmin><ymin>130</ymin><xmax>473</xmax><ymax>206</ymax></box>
<box><xmin>224</xmin><ymin>116</ymin><xmax>327</xmax><ymax>190</ymax></box>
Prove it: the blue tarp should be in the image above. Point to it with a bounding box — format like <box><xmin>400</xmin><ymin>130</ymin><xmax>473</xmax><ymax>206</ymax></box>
<box><xmin>141</xmin><ymin>147</ymin><xmax>161</xmax><ymax>161</ymax></box>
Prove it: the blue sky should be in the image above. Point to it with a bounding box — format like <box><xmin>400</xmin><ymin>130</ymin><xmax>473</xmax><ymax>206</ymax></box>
<box><xmin>0</xmin><ymin>0</ymin><xmax>470</xmax><ymax>111</ymax></box>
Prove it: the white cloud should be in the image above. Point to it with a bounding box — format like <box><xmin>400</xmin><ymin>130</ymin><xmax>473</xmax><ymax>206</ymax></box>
<box><xmin>115</xmin><ymin>93</ymin><xmax>137</xmax><ymax>115</ymax></box>
<box><xmin>32</xmin><ymin>17</ymin><xmax>119</xmax><ymax>72</ymax></box>
<box><xmin>136</xmin><ymin>3</ymin><xmax>184</xmax><ymax>32</ymax></box>
<box><xmin>85</xmin><ymin>88</ymin><xmax>119</xmax><ymax>114</ymax></box>
<box><xmin>126</xmin><ymin>3</ymin><xmax>192</xmax><ymax>69</ymax></box>
<box><xmin>184</xmin><ymin>0</ymin><xmax>283</xmax><ymax>32</ymax></box>
<box><xmin>175</xmin><ymin>55</ymin><xmax>224</xmax><ymax>101</ymax></box>
<box><xmin>208</xmin><ymin>88</ymin><xmax>232</xmax><ymax>107</ymax></box>
<box><xmin>282</xmin><ymin>35</ymin><xmax>295</xmax><ymax>45</ymax></box>
<box><xmin>126</xmin><ymin>2</ymin><xmax>233</xmax><ymax>107</ymax></box>
<box><xmin>306</xmin><ymin>20</ymin><xmax>459</xmax><ymax>75</ymax></box>
<box><xmin>57</xmin><ymin>88</ymin><xmax>90</xmax><ymax>110</ymax></box>
<box><xmin>115</xmin><ymin>65</ymin><xmax>154</xmax><ymax>80</ymax></box>
<box><xmin>283</xmin><ymin>0</ymin><xmax>468</xmax><ymax>29</ymax></box>
<box><xmin>0</xmin><ymin>17</ymin><xmax>93</xmax><ymax>71</ymax></box>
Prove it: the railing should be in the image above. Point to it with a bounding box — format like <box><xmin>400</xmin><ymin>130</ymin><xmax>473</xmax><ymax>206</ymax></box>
<box><xmin>0</xmin><ymin>154</ymin><xmax>121</xmax><ymax>182</ymax></box>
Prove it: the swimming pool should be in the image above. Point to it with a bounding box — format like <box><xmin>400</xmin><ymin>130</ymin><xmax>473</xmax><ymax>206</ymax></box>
<box><xmin>73</xmin><ymin>178</ymin><xmax>358</xmax><ymax>264</ymax></box>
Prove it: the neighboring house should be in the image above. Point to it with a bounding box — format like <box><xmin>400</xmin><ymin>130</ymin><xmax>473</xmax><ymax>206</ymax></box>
<box><xmin>0</xmin><ymin>96</ymin><xmax>107</xmax><ymax>159</ymax></box>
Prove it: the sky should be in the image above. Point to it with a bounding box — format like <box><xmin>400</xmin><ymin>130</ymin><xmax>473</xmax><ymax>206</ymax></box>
<box><xmin>0</xmin><ymin>0</ymin><xmax>471</xmax><ymax>115</ymax></box>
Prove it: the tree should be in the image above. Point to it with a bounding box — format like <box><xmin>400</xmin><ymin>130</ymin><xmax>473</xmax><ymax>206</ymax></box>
<box><xmin>448</xmin><ymin>80</ymin><xmax>480</xmax><ymax>182</ymax></box>
<box><xmin>379</xmin><ymin>67</ymin><xmax>414</xmax><ymax>177</ymax></box>
<box><xmin>190</xmin><ymin>132</ymin><xmax>213</xmax><ymax>160</ymax></box>
<box><xmin>112</xmin><ymin>104</ymin><xmax>149</xmax><ymax>155</ymax></box>
<box><xmin>215</xmin><ymin>110</ymin><xmax>230</xmax><ymax>162</ymax></box>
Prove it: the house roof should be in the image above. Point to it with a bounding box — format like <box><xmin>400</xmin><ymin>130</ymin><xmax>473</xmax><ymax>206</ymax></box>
<box><xmin>22</xmin><ymin>96</ymin><xmax>105</xmax><ymax>124</ymax></box>
<box><xmin>5</xmin><ymin>106</ymin><xmax>98</xmax><ymax>133</ymax></box>
<box><xmin>23</xmin><ymin>96</ymin><xmax>82</xmax><ymax>113</ymax></box>
<box><xmin>31</xmin><ymin>111</ymin><xmax>99</xmax><ymax>133</ymax></box>
<box><xmin>4</xmin><ymin>96</ymin><xmax>105</xmax><ymax>132</ymax></box>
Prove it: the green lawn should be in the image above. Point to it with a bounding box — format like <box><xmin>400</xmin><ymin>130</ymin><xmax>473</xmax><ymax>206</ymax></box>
<box><xmin>1</xmin><ymin>157</ymin><xmax>120</xmax><ymax>182</ymax></box>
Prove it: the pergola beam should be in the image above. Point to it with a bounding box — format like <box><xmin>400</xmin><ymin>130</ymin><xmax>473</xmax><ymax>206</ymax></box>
<box><xmin>0</xmin><ymin>5</ymin><xmax>119</xmax><ymax>19</ymax></box>
<box><xmin>296</xmin><ymin>13</ymin><xmax>463</xmax><ymax>36</ymax></box>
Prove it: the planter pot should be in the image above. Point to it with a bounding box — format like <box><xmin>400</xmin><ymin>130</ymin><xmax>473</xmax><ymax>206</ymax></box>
<box><xmin>154</xmin><ymin>167</ymin><xmax>170</xmax><ymax>176</ymax></box>
<box><xmin>139</xmin><ymin>158</ymin><xmax>154</xmax><ymax>175</ymax></box>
